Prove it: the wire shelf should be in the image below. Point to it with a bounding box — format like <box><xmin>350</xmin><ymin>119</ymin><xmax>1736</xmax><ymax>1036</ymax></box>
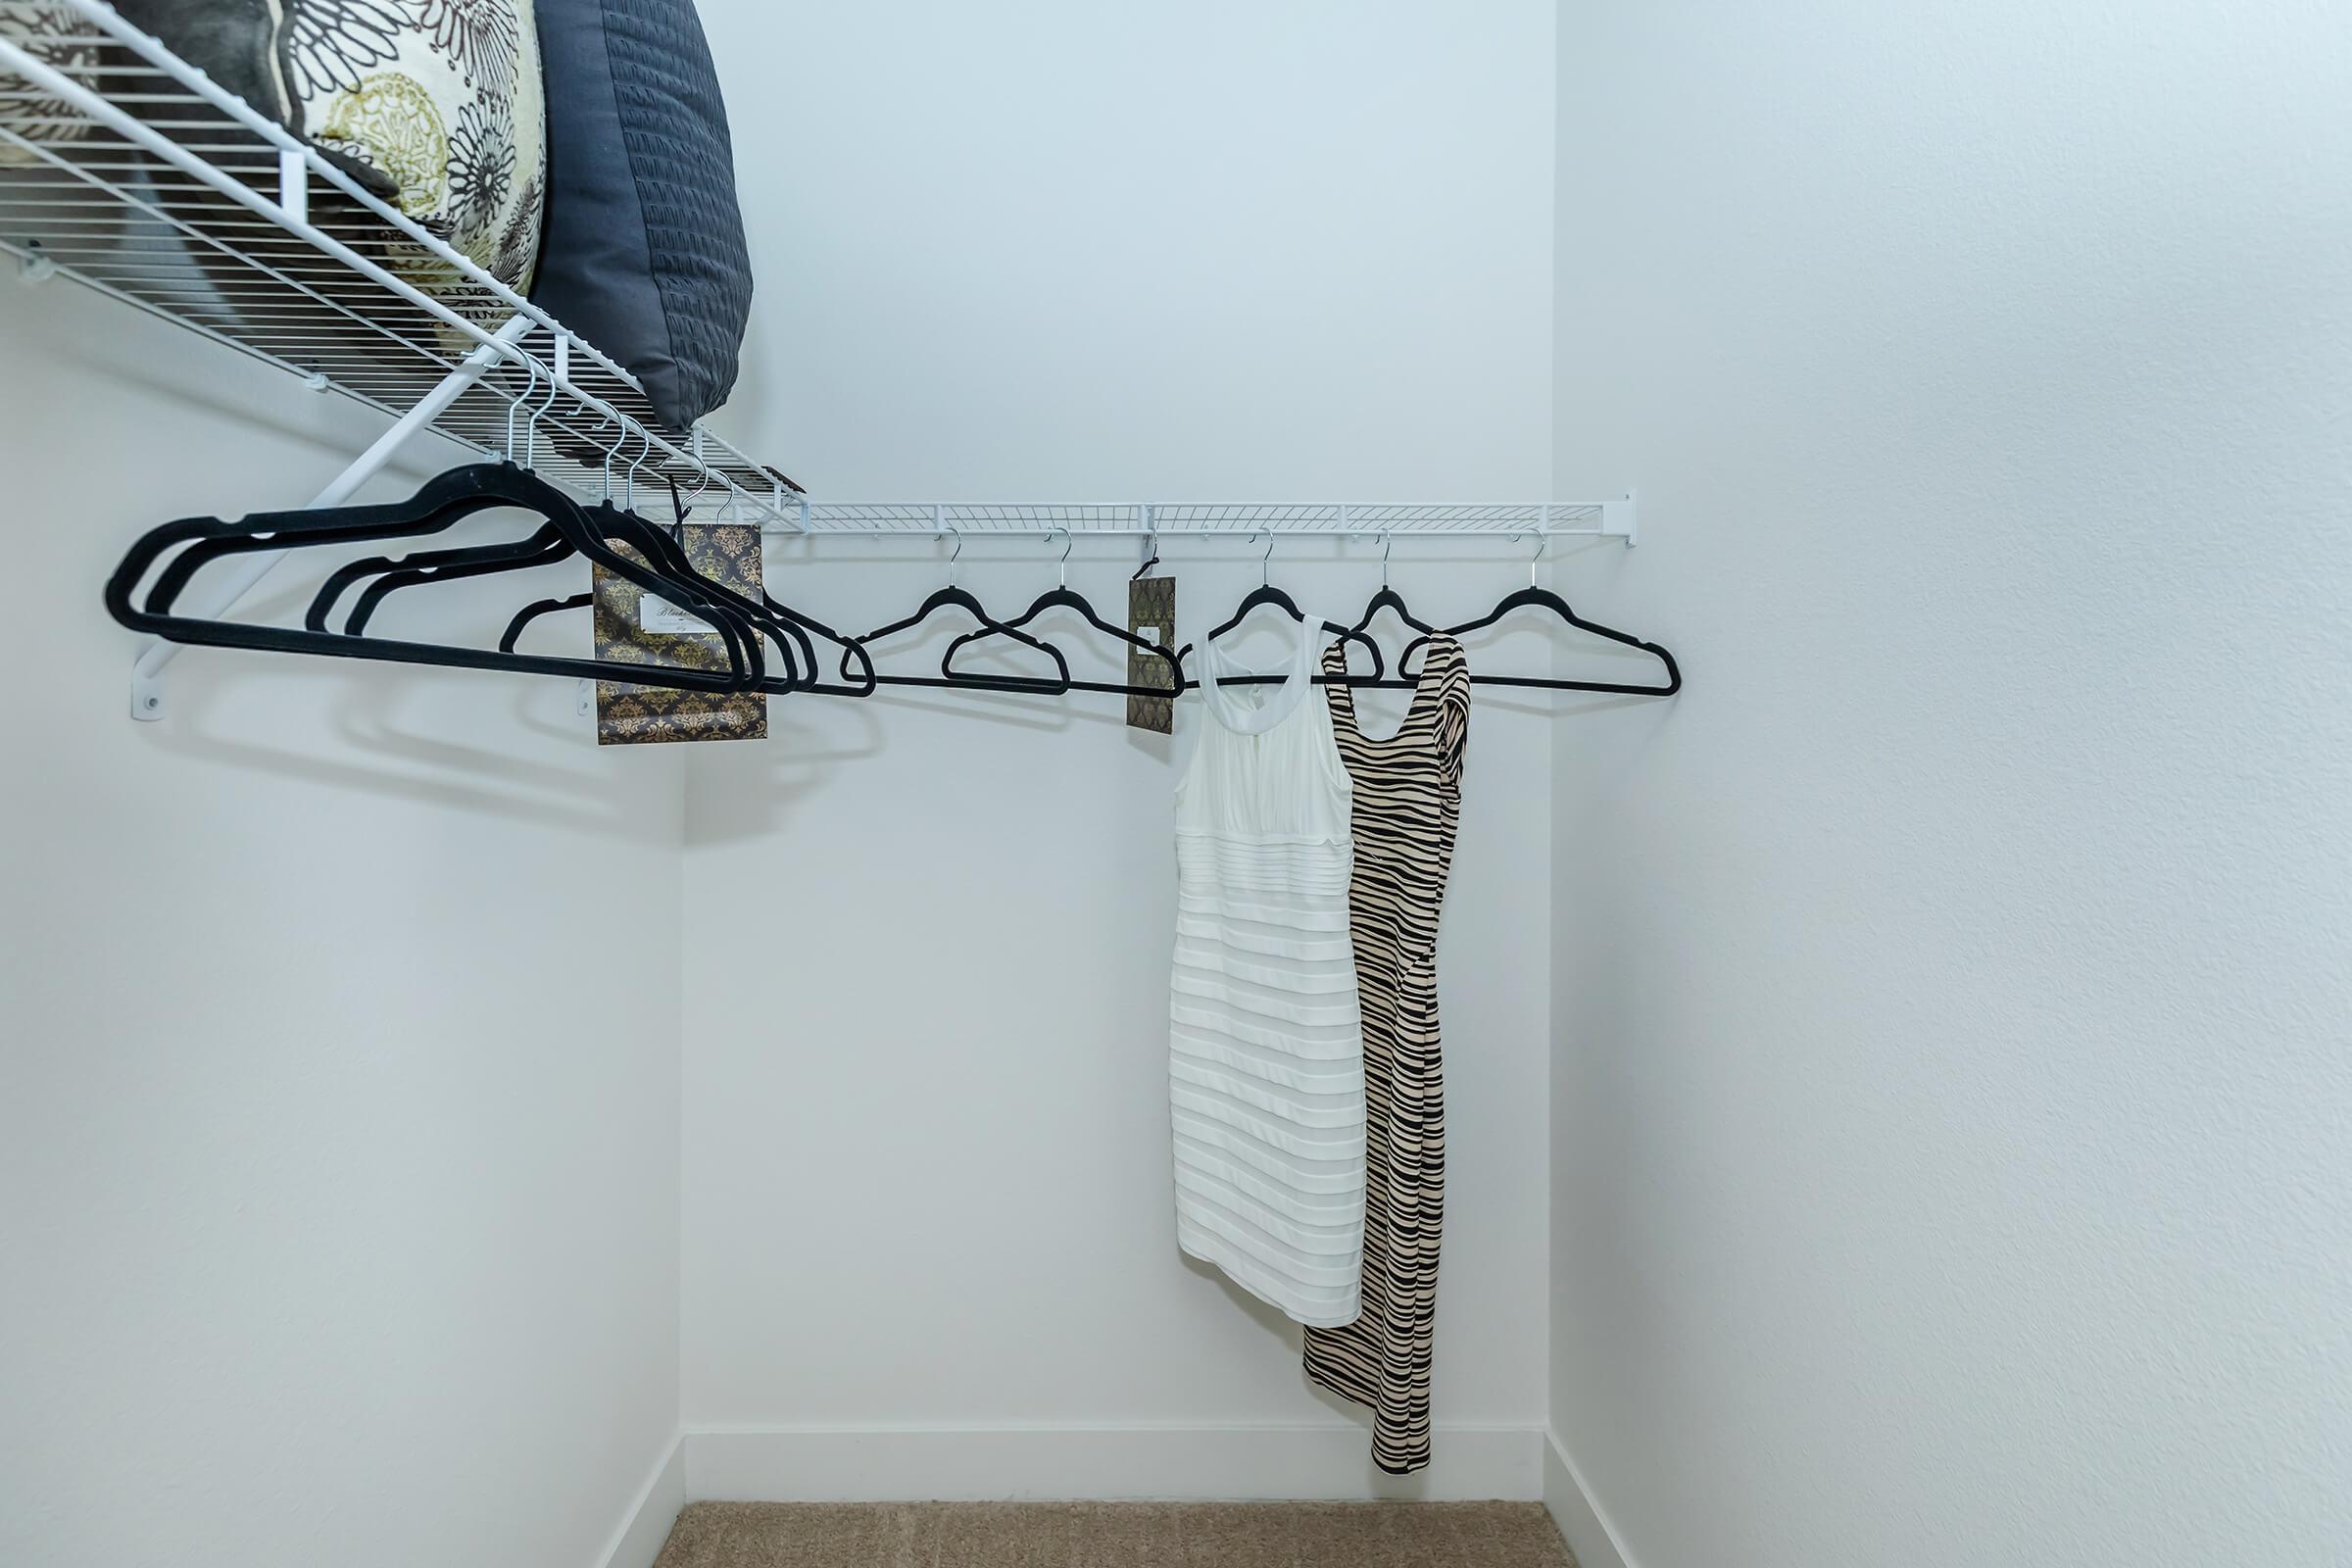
<box><xmin>785</xmin><ymin>501</ymin><xmax>1626</xmax><ymax>538</ymax></box>
<box><xmin>0</xmin><ymin>0</ymin><xmax>793</xmax><ymax>525</ymax></box>
<box><xmin>0</xmin><ymin>1</ymin><xmax>1629</xmax><ymax>554</ymax></box>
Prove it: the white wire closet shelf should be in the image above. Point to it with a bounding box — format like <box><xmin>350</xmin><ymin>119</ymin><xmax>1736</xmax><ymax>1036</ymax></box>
<box><xmin>0</xmin><ymin>0</ymin><xmax>792</xmax><ymax>525</ymax></box>
<box><xmin>782</xmin><ymin>501</ymin><xmax>1634</xmax><ymax>540</ymax></box>
<box><xmin>4</xmin><ymin>1</ymin><xmax>1640</xmax><ymax>721</ymax></box>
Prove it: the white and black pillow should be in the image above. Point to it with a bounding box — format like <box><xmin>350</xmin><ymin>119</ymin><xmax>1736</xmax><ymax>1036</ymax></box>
<box><xmin>0</xmin><ymin>5</ymin><xmax>100</xmax><ymax>165</ymax></box>
<box><xmin>101</xmin><ymin>0</ymin><xmax>548</xmax><ymax>303</ymax></box>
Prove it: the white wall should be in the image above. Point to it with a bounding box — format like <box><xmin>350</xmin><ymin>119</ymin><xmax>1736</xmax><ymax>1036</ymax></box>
<box><xmin>0</xmin><ymin>288</ymin><xmax>687</xmax><ymax>1568</ymax></box>
<box><xmin>1547</xmin><ymin>4</ymin><xmax>2352</xmax><ymax>1568</ymax></box>
<box><xmin>678</xmin><ymin>0</ymin><xmax>1561</xmax><ymax>1492</ymax></box>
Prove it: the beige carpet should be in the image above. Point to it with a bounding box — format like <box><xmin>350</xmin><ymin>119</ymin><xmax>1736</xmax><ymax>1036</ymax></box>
<box><xmin>654</xmin><ymin>1501</ymin><xmax>1576</xmax><ymax>1568</ymax></box>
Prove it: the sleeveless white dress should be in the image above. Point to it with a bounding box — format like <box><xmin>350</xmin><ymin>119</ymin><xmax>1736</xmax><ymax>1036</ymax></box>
<box><xmin>1169</xmin><ymin>620</ymin><xmax>1366</xmax><ymax>1327</ymax></box>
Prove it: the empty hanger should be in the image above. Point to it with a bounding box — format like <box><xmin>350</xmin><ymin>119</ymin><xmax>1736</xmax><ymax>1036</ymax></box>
<box><xmin>940</xmin><ymin>528</ymin><xmax>1181</xmax><ymax>696</ymax></box>
<box><xmin>1403</xmin><ymin>533</ymin><xmax>1680</xmax><ymax>695</ymax></box>
<box><xmin>840</xmin><ymin>527</ymin><xmax>1072</xmax><ymax>694</ymax></box>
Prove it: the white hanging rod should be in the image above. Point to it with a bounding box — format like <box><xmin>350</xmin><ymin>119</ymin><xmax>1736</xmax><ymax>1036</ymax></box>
<box><xmin>767</xmin><ymin>498</ymin><xmax>1638</xmax><ymax>542</ymax></box>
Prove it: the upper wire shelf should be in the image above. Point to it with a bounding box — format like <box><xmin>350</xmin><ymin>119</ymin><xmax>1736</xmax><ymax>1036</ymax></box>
<box><xmin>0</xmin><ymin>1</ymin><xmax>1630</xmax><ymax>549</ymax></box>
<box><xmin>0</xmin><ymin>0</ymin><xmax>793</xmax><ymax>526</ymax></box>
<box><xmin>784</xmin><ymin>501</ymin><xmax>1633</xmax><ymax>540</ymax></box>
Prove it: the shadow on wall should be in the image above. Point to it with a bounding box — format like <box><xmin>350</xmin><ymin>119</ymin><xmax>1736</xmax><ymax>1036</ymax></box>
<box><xmin>136</xmin><ymin>662</ymin><xmax>672</xmax><ymax>842</ymax></box>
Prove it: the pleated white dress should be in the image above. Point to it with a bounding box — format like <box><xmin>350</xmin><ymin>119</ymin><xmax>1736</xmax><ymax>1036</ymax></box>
<box><xmin>1169</xmin><ymin>620</ymin><xmax>1366</xmax><ymax>1327</ymax></box>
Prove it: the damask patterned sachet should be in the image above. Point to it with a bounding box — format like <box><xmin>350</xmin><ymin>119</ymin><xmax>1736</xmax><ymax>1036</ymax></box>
<box><xmin>591</xmin><ymin>525</ymin><xmax>769</xmax><ymax>746</ymax></box>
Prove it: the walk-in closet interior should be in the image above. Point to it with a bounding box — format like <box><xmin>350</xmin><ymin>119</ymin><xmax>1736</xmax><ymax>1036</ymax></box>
<box><xmin>3</xmin><ymin>3</ymin><xmax>2345</xmax><ymax>1567</ymax></box>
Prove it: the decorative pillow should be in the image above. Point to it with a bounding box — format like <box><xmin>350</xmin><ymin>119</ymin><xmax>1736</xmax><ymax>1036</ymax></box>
<box><xmin>530</xmin><ymin>0</ymin><xmax>751</xmax><ymax>432</ymax></box>
<box><xmin>0</xmin><ymin>3</ymin><xmax>99</xmax><ymax>166</ymax></box>
<box><xmin>105</xmin><ymin>0</ymin><xmax>547</xmax><ymax>307</ymax></box>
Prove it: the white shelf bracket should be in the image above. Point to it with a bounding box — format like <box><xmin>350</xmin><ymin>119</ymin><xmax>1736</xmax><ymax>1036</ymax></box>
<box><xmin>1601</xmin><ymin>490</ymin><xmax>1639</xmax><ymax>546</ymax></box>
<box><xmin>274</xmin><ymin>145</ymin><xmax>307</xmax><ymax>225</ymax></box>
<box><xmin>128</xmin><ymin>314</ymin><xmax>535</xmax><ymax>722</ymax></box>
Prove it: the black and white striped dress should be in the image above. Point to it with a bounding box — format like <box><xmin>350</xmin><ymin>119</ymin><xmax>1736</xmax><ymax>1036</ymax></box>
<box><xmin>1304</xmin><ymin>633</ymin><xmax>1470</xmax><ymax>1475</ymax></box>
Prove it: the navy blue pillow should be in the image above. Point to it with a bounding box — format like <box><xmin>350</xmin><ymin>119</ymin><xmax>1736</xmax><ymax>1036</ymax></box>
<box><xmin>531</xmin><ymin>0</ymin><xmax>752</xmax><ymax>432</ymax></box>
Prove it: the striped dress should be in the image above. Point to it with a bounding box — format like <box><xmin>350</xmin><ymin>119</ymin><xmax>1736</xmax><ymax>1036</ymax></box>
<box><xmin>1169</xmin><ymin>622</ymin><xmax>1367</xmax><ymax>1327</ymax></box>
<box><xmin>1302</xmin><ymin>632</ymin><xmax>1471</xmax><ymax>1475</ymax></box>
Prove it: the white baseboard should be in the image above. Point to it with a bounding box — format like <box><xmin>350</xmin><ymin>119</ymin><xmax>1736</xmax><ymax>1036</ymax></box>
<box><xmin>682</xmin><ymin>1424</ymin><xmax>1545</xmax><ymax>1503</ymax></box>
<box><xmin>1542</xmin><ymin>1429</ymin><xmax>1636</xmax><ymax>1568</ymax></box>
<box><xmin>598</xmin><ymin>1430</ymin><xmax>687</xmax><ymax>1568</ymax></box>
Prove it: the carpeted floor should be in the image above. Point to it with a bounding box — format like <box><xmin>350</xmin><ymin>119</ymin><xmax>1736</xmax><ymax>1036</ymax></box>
<box><xmin>653</xmin><ymin>1500</ymin><xmax>1576</xmax><ymax>1568</ymax></box>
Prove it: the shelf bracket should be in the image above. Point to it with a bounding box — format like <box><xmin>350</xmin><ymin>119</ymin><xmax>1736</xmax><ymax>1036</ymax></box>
<box><xmin>128</xmin><ymin>314</ymin><xmax>535</xmax><ymax>721</ymax></box>
<box><xmin>1600</xmin><ymin>490</ymin><xmax>1638</xmax><ymax>546</ymax></box>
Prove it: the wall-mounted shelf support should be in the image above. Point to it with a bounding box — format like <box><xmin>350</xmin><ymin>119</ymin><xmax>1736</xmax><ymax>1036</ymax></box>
<box><xmin>127</xmin><ymin>316</ymin><xmax>533</xmax><ymax>721</ymax></box>
<box><xmin>0</xmin><ymin>0</ymin><xmax>801</xmax><ymax>718</ymax></box>
<box><xmin>770</xmin><ymin>500</ymin><xmax>1645</xmax><ymax>540</ymax></box>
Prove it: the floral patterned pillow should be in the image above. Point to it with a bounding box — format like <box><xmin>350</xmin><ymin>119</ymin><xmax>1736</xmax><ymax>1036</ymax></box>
<box><xmin>0</xmin><ymin>3</ymin><xmax>99</xmax><ymax>166</ymax></box>
<box><xmin>104</xmin><ymin>0</ymin><xmax>548</xmax><ymax>301</ymax></box>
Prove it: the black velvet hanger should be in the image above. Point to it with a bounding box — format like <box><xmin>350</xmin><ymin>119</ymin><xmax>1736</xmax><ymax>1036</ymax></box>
<box><xmin>1400</xmin><ymin>539</ymin><xmax>1680</xmax><ymax>695</ymax></box>
<box><xmin>1175</xmin><ymin>536</ymin><xmax>1386</xmax><ymax>689</ymax></box>
<box><xmin>106</xmin><ymin>462</ymin><xmax>766</xmax><ymax>693</ymax></box>
<box><xmin>839</xmin><ymin>531</ymin><xmax>1072</xmax><ymax>695</ymax></box>
<box><xmin>482</xmin><ymin>472</ymin><xmax>882</xmax><ymax>697</ymax></box>
<box><xmin>939</xmin><ymin>531</ymin><xmax>1181</xmax><ymax>697</ymax></box>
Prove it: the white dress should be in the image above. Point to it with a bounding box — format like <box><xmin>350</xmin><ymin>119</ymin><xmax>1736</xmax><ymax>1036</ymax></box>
<box><xmin>1169</xmin><ymin>619</ymin><xmax>1366</xmax><ymax>1327</ymax></box>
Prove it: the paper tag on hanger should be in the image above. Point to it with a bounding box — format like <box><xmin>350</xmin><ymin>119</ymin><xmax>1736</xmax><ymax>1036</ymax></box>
<box><xmin>638</xmin><ymin>593</ymin><xmax>706</xmax><ymax>635</ymax></box>
<box><xmin>1127</xmin><ymin>575</ymin><xmax>1177</xmax><ymax>734</ymax></box>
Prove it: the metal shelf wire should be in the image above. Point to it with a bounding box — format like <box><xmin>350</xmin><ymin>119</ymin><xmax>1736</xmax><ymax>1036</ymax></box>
<box><xmin>781</xmin><ymin>501</ymin><xmax>1631</xmax><ymax>539</ymax></box>
<box><xmin>0</xmin><ymin>0</ymin><xmax>794</xmax><ymax>525</ymax></box>
<box><xmin>2</xmin><ymin>2</ymin><xmax>1628</xmax><ymax>552</ymax></box>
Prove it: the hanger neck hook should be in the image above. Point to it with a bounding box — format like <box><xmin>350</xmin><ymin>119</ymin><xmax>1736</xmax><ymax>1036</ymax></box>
<box><xmin>600</xmin><ymin>416</ymin><xmax>626</xmax><ymax>501</ymax></box>
<box><xmin>941</xmin><ymin>525</ymin><xmax>962</xmax><ymax>586</ymax></box>
<box><xmin>1052</xmin><ymin>525</ymin><xmax>1071</xmax><ymax>588</ymax></box>
<box><xmin>526</xmin><ymin>361</ymin><xmax>561</xmax><ymax>469</ymax></box>
<box><xmin>1382</xmin><ymin>531</ymin><xmax>1393</xmax><ymax>588</ymax></box>
<box><xmin>1260</xmin><ymin>531</ymin><xmax>1274</xmax><ymax>587</ymax></box>
<box><xmin>684</xmin><ymin>430</ymin><xmax>713</xmax><ymax>517</ymax></box>
<box><xmin>625</xmin><ymin>425</ymin><xmax>653</xmax><ymax>514</ymax></box>
<box><xmin>504</xmin><ymin>350</ymin><xmax>538</xmax><ymax>461</ymax></box>
<box><xmin>1530</xmin><ymin>529</ymin><xmax>1547</xmax><ymax>588</ymax></box>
